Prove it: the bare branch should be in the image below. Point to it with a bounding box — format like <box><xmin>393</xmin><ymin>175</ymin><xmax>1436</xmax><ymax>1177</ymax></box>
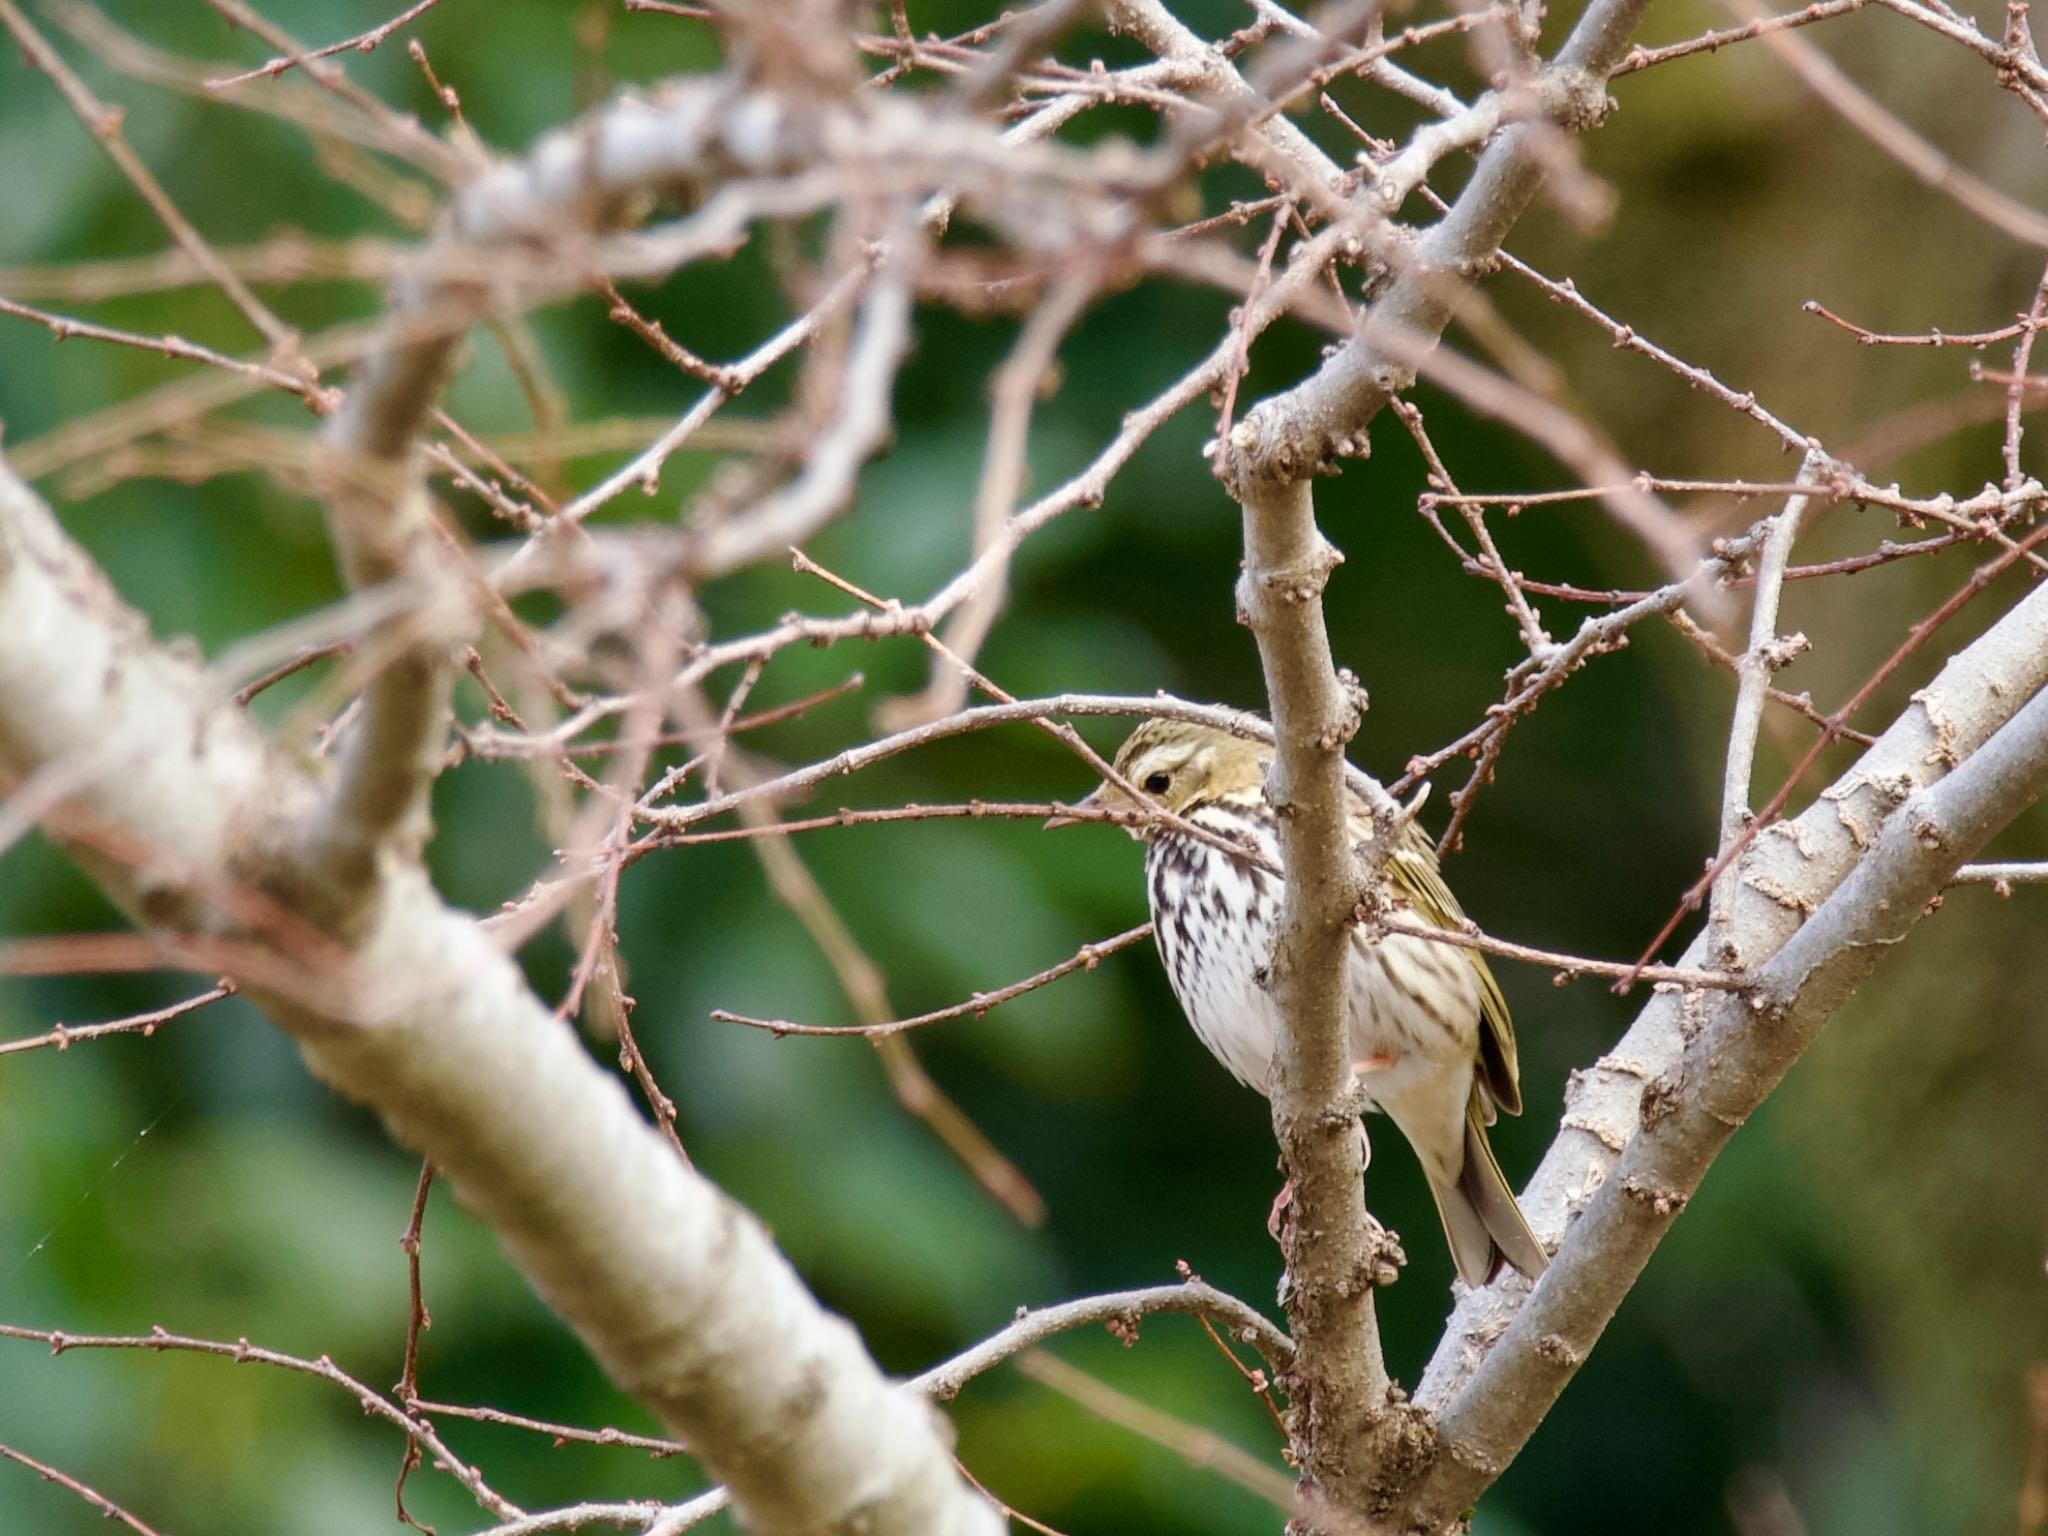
<box><xmin>0</xmin><ymin>1444</ymin><xmax>167</xmax><ymax>1536</ymax></box>
<box><xmin>0</xmin><ymin>0</ymin><xmax>309</xmax><ymax>370</ymax></box>
<box><xmin>911</xmin><ymin>1278</ymin><xmax>1297</xmax><ymax>1400</ymax></box>
<box><xmin>205</xmin><ymin>0</ymin><xmax>446</xmax><ymax>88</ymax></box>
<box><xmin>0</xmin><ymin>457</ymin><xmax>1003</xmax><ymax>1535</ymax></box>
<box><xmin>1205</xmin><ymin>0</ymin><xmax>1663</xmax><ymax>1512</ymax></box>
<box><xmin>0</xmin><ymin>1321</ymin><xmax>518</xmax><ymax>1519</ymax></box>
<box><xmin>1222</xmin><ymin>0</ymin><xmax>1653</xmax><ymax>486</ymax></box>
<box><xmin>1228</xmin><ymin>466</ymin><xmax>1392</xmax><ymax>1514</ymax></box>
<box><xmin>1403</xmin><ymin>635</ymin><xmax>2048</xmax><ymax>1529</ymax></box>
<box><xmin>1724</xmin><ymin>0</ymin><xmax>2048</xmax><ymax>248</ymax></box>
<box><xmin>1952</xmin><ymin>860</ymin><xmax>2048</xmax><ymax>884</ymax></box>
<box><xmin>686</xmin><ymin>242</ymin><xmax>917</xmax><ymax>578</ymax></box>
<box><xmin>1708</xmin><ymin>456</ymin><xmax>1821</xmax><ymax>959</ymax></box>
<box><xmin>1414</xmin><ymin>565</ymin><xmax>2048</xmax><ymax>1475</ymax></box>
<box><xmin>714</xmin><ymin>923</ymin><xmax>1153</xmax><ymax>1038</ymax></box>
<box><xmin>1614</xmin><ymin>0</ymin><xmax>1869</xmax><ymax>74</ymax></box>
<box><xmin>0</xmin><ymin>983</ymin><xmax>235</xmax><ymax>1057</ymax></box>
<box><xmin>1016</xmin><ymin>1350</ymin><xmax>1300</xmax><ymax>1508</ymax></box>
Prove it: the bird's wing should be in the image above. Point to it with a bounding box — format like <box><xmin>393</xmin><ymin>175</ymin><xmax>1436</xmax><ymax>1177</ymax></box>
<box><xmin>1388</xmin><ymin>836</ymin><xmax>1523</xmax><ymax>1119</ymax></box>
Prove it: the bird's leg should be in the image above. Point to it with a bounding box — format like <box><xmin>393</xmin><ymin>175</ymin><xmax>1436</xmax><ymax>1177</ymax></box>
<box><xmin>1266</xmin><ymin>1140</ymin><xmax>1301</xmax><ymax>1241</ymax></box>
<box><xmin>1272</xmin><ymin>1066</ymin><xmax>1386</xmax><ymax>1241</ymax></box>
<box><xmin>1266</xmin><ymin>1175</ymin><xmax>1293</xmax><ymax>1242</ymax></box>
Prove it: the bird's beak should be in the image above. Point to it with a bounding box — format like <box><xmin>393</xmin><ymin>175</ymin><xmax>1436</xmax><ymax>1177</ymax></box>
<box><xmin>1044</xmin><ymin>784</ymin><xmax>1107</xmax><ymax>830</ymax></box>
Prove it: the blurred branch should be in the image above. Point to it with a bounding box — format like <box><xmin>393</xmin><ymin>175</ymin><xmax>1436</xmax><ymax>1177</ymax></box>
<box><xmin>0</xmin><ymin>453</ymin><xmax>1001</xmax><ymax>1532</ymax></box>
<box><xmin>886</xmin><ymin>269</ymin><xmax>1099</xmax><ymax>728</ymax></box>
<box><xmin>0</xmin><ymin>1443</ymin><xmax>168</xmax><ymax>1536</ymax></box>
<box><xmin>197</xmin><ymin>0</ymin><xmax>467</xmax><ymax>175</ymax></box>
<box><xmin>1016</xmin><ymin>1350</ymin><xmax>1300</xmax><ymax>1509</ymax></box>
<box><xmin>1723</xmin><ymin>0</ymin><xmax>2048</xmax><ymax>248</ymax></box>
<box><xmin>291</xmin><ymin>76</ymin><xmax>906</xmax><ymax>913</ymax></box>
<box><xmin>685</xmin><ymin>241</ymin><xmax>918</xmax><ymax>578</ymax></box>
<box><xmin>0</xmin><ymin>295</ymin><xmax>335</xmax><ymax>407</ymax></box>
<box><xmin>470</xmin><ymin>1501</ymin><xmax>722</xmax><ymax>1536</ymax></box>
<box><xmin>517</xmin><ymin>1276</ymin><xmax>1300</xmax><ymax>1533</ymax></box>
<box><xmin>0</xmin><ymin>0</ymin><xmax>308</xmax><ymax>371</ymax></box>
<box><xmin>2022</xmin><ymin>1362</ymin><xmax>2048</xmax><ymax>1536</ymax></box>
<box><xmin>1104</xmin><ymin>0</ymin><xmax>1350</xmax><ymax>208</ymax></box>
<box><xmin>709</xmin><ymin>717</ymin><xmax>1049</xmax><ymax>1224</ymax></box>
<box><xmin>533</xmin><ymin>263</ymin><xmax>869</xmax><ymax>536</ymax></box>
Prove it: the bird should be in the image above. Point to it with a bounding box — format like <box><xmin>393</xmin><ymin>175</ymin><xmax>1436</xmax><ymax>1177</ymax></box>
<box><xmin>1052</xmin><ymin>716</ymin><xmax>1547</xmax><ymax>1287</ymax></box>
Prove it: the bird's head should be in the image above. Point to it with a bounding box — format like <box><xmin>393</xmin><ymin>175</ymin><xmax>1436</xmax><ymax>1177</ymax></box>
<box><xmin>1047</xmin><ymin>718</ymin><xmax>1268</xmax><ymax>838</ymax></box>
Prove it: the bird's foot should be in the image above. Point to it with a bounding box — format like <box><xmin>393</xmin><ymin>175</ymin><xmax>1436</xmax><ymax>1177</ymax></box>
<box><xmin>1266</xmin><ymin>1177</ymin><xmax>1294</xmax><ymax>1242</ymax></box>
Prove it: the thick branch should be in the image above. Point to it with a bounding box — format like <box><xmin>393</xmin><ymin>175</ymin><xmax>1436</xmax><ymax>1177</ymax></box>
<box><xmin>1210</xmin><ymin>0</ymin><xmax>1656</xmax><ymax>1520</ymax></box>
<box><xmin>0</xmin><ymin>458</ymin><xmax>1001</xmax><ymax>1535</ymax></box>
<box><xmin>1407</xmin><ymin>569</ymin><xmax>2048</xmax><ymax>1517</ymax></box>
<box><xmin>297</xmin><ymin>70</ymin><xmax>1156</xmax><ymax>903</ymax></box>
<box><xmin>1401</xmin><ymin>660</ymin><xmax>2048</xmax><ymax>1528</ymax></box>
<box><xmin>1233</xmin><ymin>476</ymin><xmax>1387</xmax><ymax>1518</ymax></box>
<box><xmin>297</xmin><ymin>81</ymin><xmax>794</xmax><ymax>907</ymax></box>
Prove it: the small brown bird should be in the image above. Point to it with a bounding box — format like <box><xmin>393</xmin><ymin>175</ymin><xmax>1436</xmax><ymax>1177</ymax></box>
<box><xmin>1058</xmin><ymin>717</ymin><xmax>1547</xmax><ymax>1287</ymax></box>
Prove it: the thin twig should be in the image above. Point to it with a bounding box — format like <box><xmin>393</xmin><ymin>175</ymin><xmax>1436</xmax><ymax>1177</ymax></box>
<box><xmin>2004</xmin><ymin>258</ymin><xmax>2048</xmax><ymax>490</ymax></box>
<box><xmin>713</xmin><ymin>924</ymin><xmax>1153</xmax><ymax>1039</ymax></box>
<box><xmin>206</xmin><ymin>0</ymin><xmax>446</xmax><ymax>88</ymax></box>
<box><xmin>0</xmin><ymin>1444</ymin><xmax>167</xmax><ymax>1536</ymax></box>
<box><xmin>392</xmin><ymin>1160</ymin><xmax>437</xmax><ymax>1533</ymax></box>
<box><xmin>405</xmin><ymin>1399</ymin><xmax>686</xmax><ymax>1459</ymax></box>
<box><xmin>0</xmin><ymin>984</ymin><xmax>235</xmax><ymax>1057</ymax></box>
<box><xmin>1722</xmin><ymin>0</ymin><xmax>2048</xmax><ymax>248</ymax></box>
<box><xmin>1614</xmin><ymin>0</ymin><xmax>1869</xmax><ymax>73</ymax></box>
<box><xmin>1625</xmin><ymin>513</ymin><xmax>2048</xmax><ymax>983</ymax></box>
<box><xmin>1709</xmin><ymin>458</ymin><xmax>1820</xmax><ymax>963</ymax></box>
<box><xmin>0</xmin><ymin>0</ymin><xmax>309</xmax><ymax>373</ymax></box>
<box><xmin>1016</xmin><ymin>1351</ymin><xmax>1298</xmax><ymax>1508</ymax></box>
<box><xmin>0</xmin><ymin>1324</ymin><xmax>519</xmax><ymax>1520</ymax></box>
<box><xmin>1372</xmin><ymin>916</ymin><xmax>1748</xmax><ymax>992</ymax></box>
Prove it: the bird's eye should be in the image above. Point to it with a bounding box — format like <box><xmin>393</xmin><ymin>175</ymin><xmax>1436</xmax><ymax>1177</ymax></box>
<box><xmin>1144</xmin><ymin>771</ymin><xmax>1171</xmax><ymax>794</ymax></box>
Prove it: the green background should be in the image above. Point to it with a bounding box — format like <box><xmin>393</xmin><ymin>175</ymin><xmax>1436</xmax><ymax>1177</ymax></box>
<box><xmin>2</xmin><ymin>2</ymin><xmax>2045</xmax><ymax>1533</ymax></box>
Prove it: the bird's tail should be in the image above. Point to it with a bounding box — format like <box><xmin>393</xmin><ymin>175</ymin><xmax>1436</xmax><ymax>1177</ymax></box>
<box><xmin>1426</xmin><ymin>1101</ymin><xmax>1549</xmax><ymax>1288</ymax></box>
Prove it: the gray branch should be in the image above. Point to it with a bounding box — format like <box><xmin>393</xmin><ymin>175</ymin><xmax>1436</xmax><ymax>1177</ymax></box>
<box><xmin>1233</xmin><ymin>475</ymin><xmax>1391</xmax><ymax>1515</ymax></box>
<box><xmin>1</xmin><ymin>457</ymin><xmax>1000</xmax><ymax>1536</ymax></box>
<box><xmin>1400</xmin><ymin>635</ymin><xmax>2048</xmax><ymax>1528</ymax></box>
<box><xmin>1406</xmin><ymin>570</ymin><xmax>2048</xmax><ymax>1515</ymax></box>
<box><xmin>1201</xmin><ymin>0</ymin><xmax>1655</xmax><ymax>1520</ymax></box>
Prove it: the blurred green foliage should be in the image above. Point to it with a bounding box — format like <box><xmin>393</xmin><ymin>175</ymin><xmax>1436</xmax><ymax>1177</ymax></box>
<box><xmin>3</xmin><ymin>2</ymin><xmax>2046</xmax><ymax>1534</ymax></box>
